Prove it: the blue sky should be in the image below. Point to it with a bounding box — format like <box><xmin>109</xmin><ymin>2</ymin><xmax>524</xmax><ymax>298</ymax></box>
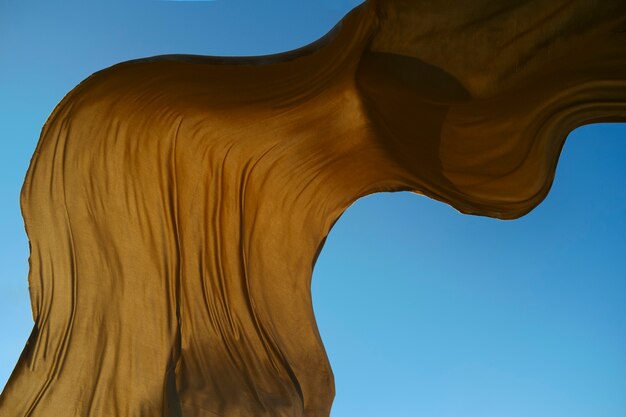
<box><xmin>1</xmin><ymin>1</ymin><xmax>624</xmax><ymax>416</ymax></box>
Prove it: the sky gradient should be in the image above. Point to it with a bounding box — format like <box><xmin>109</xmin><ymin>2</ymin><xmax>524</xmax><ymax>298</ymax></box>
<box><xmin>1</xmin><ymin>1</ymin><xmax>624</xmax><ymax>416</ymax></box>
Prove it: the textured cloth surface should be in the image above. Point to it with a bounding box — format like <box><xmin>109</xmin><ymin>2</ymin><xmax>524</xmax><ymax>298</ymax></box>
<box><xmin>1</xmin><ymin>2</ymin><xmax>625</xmax><ymax>416</ymax></box>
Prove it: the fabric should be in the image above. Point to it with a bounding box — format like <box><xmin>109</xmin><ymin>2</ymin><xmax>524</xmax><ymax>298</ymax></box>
<box><xmin>1</xmin><ymin>1</ymin><xmax>625</xmax><ymax>416</ymax></box>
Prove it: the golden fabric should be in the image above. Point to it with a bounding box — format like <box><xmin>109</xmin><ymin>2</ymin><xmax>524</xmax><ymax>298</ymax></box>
<box><xmin>1</xmin><ymin>2</ymin><xmax>625</xmax><ymax>416</ymax></box>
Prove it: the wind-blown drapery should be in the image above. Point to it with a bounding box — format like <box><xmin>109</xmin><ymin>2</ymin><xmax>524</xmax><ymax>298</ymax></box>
<box><xmin>1</xmin><ymin>1</ymin><xmax>625</xmax><ymax>416</ymax></box>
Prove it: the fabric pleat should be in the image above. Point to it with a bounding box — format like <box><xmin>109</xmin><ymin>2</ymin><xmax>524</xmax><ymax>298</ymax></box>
<box><xmin>1</xmin><ymin>1</ymin><xmax>625</xmax><ymax>416</ymax></box>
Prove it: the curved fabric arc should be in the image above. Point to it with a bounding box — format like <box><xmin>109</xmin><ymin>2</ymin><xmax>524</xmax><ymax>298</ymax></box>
<box><xmin>1</xmin><ymin>1</ymin><xmax>625</xmax><ymax>416</ymax></box>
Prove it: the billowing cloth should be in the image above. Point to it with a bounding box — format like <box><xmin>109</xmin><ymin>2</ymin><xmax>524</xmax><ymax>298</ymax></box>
<box><xmin>1</xmin><ymin>1</ymin><xmax>625</xmax><ymax>416</ymax></box>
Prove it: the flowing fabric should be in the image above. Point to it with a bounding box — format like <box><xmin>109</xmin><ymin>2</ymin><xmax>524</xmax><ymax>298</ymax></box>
<box><xmin>1</xmin><ymin>1</ymin><xmax>625</xmax><ymax>416</ymax></box>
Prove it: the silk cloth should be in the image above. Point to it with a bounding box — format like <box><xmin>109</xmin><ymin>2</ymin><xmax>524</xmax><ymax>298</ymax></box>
<box><xmin>1</xmin><ymin>1</ymin><xmax>625</xmax><ymax>416</ymax></box>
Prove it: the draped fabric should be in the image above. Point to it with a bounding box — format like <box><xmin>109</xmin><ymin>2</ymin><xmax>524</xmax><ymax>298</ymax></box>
<box><xmin>1</xmin><ymin>1</ymin><xmax>625</xmax><ymax>416</ymax></box>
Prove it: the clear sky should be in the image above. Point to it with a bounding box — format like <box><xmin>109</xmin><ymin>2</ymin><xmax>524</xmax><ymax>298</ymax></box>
<box><xmin>0</xmin><ymin>1</ymin><xmax>624</xmax><ymax>416</ymax></box>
